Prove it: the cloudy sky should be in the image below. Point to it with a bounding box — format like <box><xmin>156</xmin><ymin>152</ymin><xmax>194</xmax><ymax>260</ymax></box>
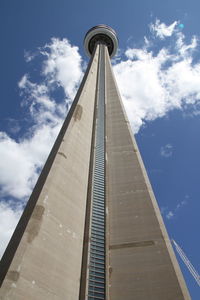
<box><xmin>0</xmin><ymin>0</ymin><xmax>200</xmax><ymax>298</ymax></box>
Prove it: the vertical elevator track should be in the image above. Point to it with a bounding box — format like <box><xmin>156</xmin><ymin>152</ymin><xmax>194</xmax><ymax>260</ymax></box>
<box><xmin>87</xmin><ymin>44</ymin><xmax>106</xmax><ymax>300</ymax></box>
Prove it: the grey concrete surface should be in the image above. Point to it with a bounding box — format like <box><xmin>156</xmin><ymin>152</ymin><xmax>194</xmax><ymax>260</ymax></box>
<box><xmin>104</xmin><ymin>47</ymin><xmax>191</xmax><ymax>300</ymax></box>
<box><xmin>0</xmin><ymin>46</ymin><xmax>100</xmax><ymax>300</ymax></box>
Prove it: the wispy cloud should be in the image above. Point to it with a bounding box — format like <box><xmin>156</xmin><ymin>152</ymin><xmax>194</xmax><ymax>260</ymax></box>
<box><xmin>149</xmin><ymin>19</ymin><xmax>178</xmax><ymax>39</ymax></box>
<box><xmin>162</xmin><ymin>198</ymin><xmax>188</xmax><ymax>220</ymax></box>
<box><xmin>24</xmin><ymin>50</ymin><xmax>36</xmax><ymax>63</ymax></box>
<box><xmin>166</xmin><ymin>211</ymin><xmax>174</xmax><ymax>219</ymax></box>
<box><xmin>160</xmin><ymin>144</ymin><xmax>173</xmax><ymax>157</ymax></box>
<box><xmin>5</xmin><ymin>118</ymin><xmax>21</xmax><ymax>134</ymax></box>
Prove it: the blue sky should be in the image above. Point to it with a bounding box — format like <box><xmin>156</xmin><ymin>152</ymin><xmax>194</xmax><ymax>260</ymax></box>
<box><xmin>0</xmin><ymin>0</ymin><xmax>200</xmax><ymax>298</ymax></box>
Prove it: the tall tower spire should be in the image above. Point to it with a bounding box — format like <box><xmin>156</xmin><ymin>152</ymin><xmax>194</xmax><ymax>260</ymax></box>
<box><xmin>0</xmin><ymin>25</ymin><xmax>191</xmax><ymax>300</ymax></box>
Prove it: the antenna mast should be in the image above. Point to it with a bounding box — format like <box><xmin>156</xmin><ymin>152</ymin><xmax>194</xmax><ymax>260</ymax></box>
<box><xmin>172</xmin><ymin>239</ymin><xmax>200</xmax><ymax>287</ymax></box>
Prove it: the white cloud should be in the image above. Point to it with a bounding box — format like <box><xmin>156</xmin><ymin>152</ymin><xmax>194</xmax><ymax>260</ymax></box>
<box><xmin>166</xmin><ymin>211</ymin><xmax>174</xmax><ymax>219</ymax></box>
<box><xmin>0</xmin><ymin>125</ymin><xmax>62</xmax><ymax>200</ymax></box>
<box><xmin>24</xmin><ymin>50</ymin><xmax>36</xmax><ymax>63</ymax></box>
<box><xmin>176</xmin><ymin>200</ymin><xmax>187</xmax><ymax>210</ymax></box>
<box><xmin>0</xmin><ymin>202</ymin><xmax>22</xmax><ymax>258</ymax></box>
<box><xmin>41</xmin><ymin>38</ymin><xmax>83</xmax><ymax>98</ymax></box>
<box><xmin>176</xmin><ymin>33</ymin><xmax>198</xmax><ymax>57</ymax></box>
<box><xmin>113</xmin><ymin>23</ymin><xmax>200</xmax><ymax>132</ymax></box>
<box><xmin>165</xmin><ymin>198</ymin><xmax>187</xmax><ymax>221</ymax></box>
<box><xmin>144</xmin><ymin>36</ymin><xmax>151</xmax><ymax>48</ymax></box>
<box><xmin>160</xmin><ymin>144</ymin><xmax>173</xmax><ymax>157</ymax></box>
<box><xmin>0</xmin><ymin>38</ymin><xmax>83</xmax><ymax>256</ymax></box>
<box><xmin>150</xmin><ymin>19</ymin><xmax>178</xmax><ymax>39</ymax></box>
<box><xmin>114</xmin><ymin>48</ymin><xmax>170</xmax><ymax>132</ymax></box>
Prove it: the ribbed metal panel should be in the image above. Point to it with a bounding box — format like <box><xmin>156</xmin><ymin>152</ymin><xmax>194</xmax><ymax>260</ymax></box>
<box><xmin>87</xmin><ymin>44</ymin><xmax>105</xmax><ymax>300</ymax></box>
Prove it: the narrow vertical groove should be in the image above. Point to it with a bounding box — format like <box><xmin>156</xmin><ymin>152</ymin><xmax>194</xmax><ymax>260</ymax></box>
<box><xmin>79</xmin><ymin>44</ymin><xmax>100</xmax><ymax>300</ymax></box>
<box><xmin>87</xmin><ymin>44</ymin><xmax>106</xmax><ymax>300</ymax></box>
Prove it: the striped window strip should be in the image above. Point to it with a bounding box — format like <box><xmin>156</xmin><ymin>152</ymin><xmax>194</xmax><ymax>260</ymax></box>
<box><xmin>87</xmin><ymin>44</ymin><xmax>106</xmax><ymax>300</ymax></box>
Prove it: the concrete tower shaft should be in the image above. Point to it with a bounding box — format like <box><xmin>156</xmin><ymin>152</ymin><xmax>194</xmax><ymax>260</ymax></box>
<box><xmin>0</xmin><ymin>25</ymin><xmax>191</xmax><ymax>300</ymax></box>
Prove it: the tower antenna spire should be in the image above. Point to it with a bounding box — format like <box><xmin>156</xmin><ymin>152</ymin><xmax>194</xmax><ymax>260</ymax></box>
<box><xmin>172</xmin><ymin>239</ymin><xmax>200</xmax><ymax>287</ymax></box>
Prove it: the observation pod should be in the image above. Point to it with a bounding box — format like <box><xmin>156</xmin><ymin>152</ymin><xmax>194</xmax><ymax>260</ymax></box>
<box><xmin>84</xmin><ymin>24</ymin><xmax>118</xmax><ymax>58</ymax></box>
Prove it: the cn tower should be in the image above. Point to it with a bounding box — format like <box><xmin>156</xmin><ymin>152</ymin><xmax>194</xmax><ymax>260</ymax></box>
<box><xmin>0</xmin><ymin>25</ymin><xmax>191</xmax><ymax>300</ymax></box>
